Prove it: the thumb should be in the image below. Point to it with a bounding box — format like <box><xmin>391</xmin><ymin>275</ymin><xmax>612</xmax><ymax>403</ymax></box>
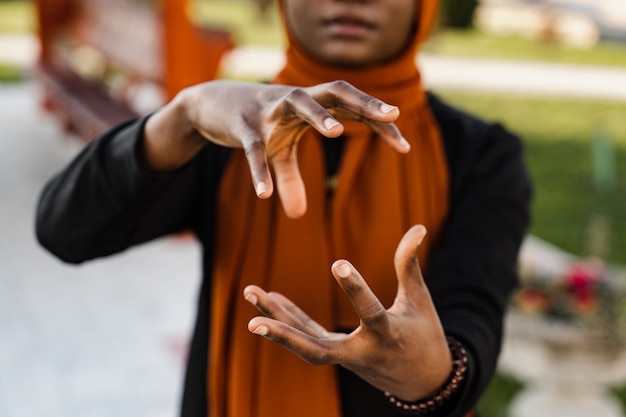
<box><xmin>393</xmin><ymin>224</ymin><xmax>428</xmax><ymax>305</ymax></box>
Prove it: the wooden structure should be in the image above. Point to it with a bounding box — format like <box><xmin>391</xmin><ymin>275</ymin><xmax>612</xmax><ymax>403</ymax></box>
<box><xmin>34</xmin><ymin>0</ymin><xmax>234</xmax><ymax>141</ymax></box>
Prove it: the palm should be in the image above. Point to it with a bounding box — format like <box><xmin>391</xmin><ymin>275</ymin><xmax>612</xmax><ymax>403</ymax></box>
<box><xmin>244</xmin><ymin>225</ymin><xmax>452</xmax><ymax>401</ymax></box>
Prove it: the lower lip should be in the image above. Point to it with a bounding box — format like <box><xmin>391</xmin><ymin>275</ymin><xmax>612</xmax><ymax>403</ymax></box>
<box><xmin>326</xmin><ymin>21</ymin><xmax>373</xmax><ymax>37</ymax></box>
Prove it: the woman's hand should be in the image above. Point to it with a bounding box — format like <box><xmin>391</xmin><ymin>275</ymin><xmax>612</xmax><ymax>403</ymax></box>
<box><xmin>243</xmin><ymin>225</ymin><xmax>453</xmax><ymax>401</ymax></box>
<box><xmin>144</xmin><ymin>80</ymin><xmax>409</xmax><ymax>218</ymax></box>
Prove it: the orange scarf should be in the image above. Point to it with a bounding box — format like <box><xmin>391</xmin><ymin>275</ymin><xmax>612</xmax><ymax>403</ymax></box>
<box><xmin>209</xmin><ymin>1</ymin><xmax>448</xmax><ymax>416</ymax></box>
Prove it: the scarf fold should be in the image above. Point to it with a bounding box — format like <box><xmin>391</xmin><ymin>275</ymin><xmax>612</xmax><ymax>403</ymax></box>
<box><xmin>210</xmin><ymin>1</ymin><xmax>449</xmax><ymax>416</ymax></box>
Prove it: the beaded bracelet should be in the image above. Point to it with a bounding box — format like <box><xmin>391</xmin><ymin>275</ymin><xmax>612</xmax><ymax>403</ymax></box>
<box><xmin>384</xmin><ymin>336</ymin><xmax>469</xmax><ymax>415</ymax></box>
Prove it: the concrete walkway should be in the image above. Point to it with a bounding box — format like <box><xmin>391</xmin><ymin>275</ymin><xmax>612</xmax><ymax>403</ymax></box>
<box><xmin>222</xmin><ymin>45</ymin><xmax>626</xmax><ymax>101</ymax></box>
<box><xmin>0</xmin><ymin>81</ymin><xmax>201</xmax><ymax>417</ymax></box>
<box><xmin>3</xmin><ymin>34</ymin><xmax>626</xmax><ymax>101</ymax></box>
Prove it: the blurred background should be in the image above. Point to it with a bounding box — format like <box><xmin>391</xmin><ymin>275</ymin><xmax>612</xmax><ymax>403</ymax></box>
<box><xmin>1</xmin><ymin>0</ymin><xmax>625</xmax><ymax>416</ymax></box>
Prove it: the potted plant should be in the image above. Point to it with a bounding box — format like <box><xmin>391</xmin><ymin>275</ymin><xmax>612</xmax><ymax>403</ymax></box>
<box><xmin>500</xmin><ymin>255</ymin><xmax>626</xmax><ymax>417</ymax></box>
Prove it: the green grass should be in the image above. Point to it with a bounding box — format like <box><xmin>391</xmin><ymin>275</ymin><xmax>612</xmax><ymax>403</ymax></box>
<box><xmin>424</xmin><ymin>28</ymin><xmax>626</xmax><ymax>68</ymax></box>
<box><xmin>435</xmin><ymin>90</ymin><xmax>626</xmax><ymax>265</ymax></box>
<box><xmin>479</xmin><ymin>368</ymin><xmax>626</xmax><ymax>416</ymax></box>
<box><xmin>0</xmin><ymin>63</ymin><xmax>25</xmax><ymax>82</ymax></box>
<box><xmin>477</xmin><ymin>373</ymin><xmax>525</xmax><ymax>417</ymax></box>
<box><xmin>0</xmin><ymin>0</ymin><xmax>35</xmax><ymax>34</ymax></box>
<box><xmin>191</xmin><ymin>0</ymin><xmax>284</xmax><ymax>46</ymax></box>
<box><xmin>0</xmin><ymin>0</ymin><xmax>33</xmax><ymax>81</ymax></box>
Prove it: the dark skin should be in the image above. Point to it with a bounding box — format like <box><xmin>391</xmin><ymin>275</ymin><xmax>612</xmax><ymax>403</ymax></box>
<box><xmin>143</xmin><ymin>80</ymin><xmax>408</xmax><ymax>218</ymax></box>
<box><xmin>141</xmin><ymin>0</ymin><xmax>452</xmax><ymax>403</ymax></box>
<box><xmin>244</xmin><ymin>225</ymin><xmax>451</xmax><ymax>401</ymax></box>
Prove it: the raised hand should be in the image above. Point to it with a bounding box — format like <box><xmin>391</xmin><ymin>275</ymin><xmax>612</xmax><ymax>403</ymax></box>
<box><xmin>145</xmin><ymin>79</ymin><xmax>409</xmax><ymax>218</ymax></box>
<box><xmin>243</xmin><ymin>225</ymin><xmax>453</xmax><ymax>401</ymax></box>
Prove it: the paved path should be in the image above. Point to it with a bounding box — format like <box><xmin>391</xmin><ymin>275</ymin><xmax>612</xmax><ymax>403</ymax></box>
<box><xmin>3</xmin><ymin>34</ymin><xmax>626</xmax><ymax>101</ymax></box>
<box><xmin>222</xmin><ymin>45</ymin><xmax>626</xmax><ymax>101</ymax></box>
<box><xmin>0</xmin><ymin>81</ymin><xmax>201</xmax><ymax>417</ymax></box>
<box><xmin>0</xmin><ymin>34</ymin><xmax>36</xmax><ymax>68</ymax></box>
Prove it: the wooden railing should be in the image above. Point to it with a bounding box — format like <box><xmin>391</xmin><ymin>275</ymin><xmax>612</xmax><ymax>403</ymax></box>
<box><xmin>34</xmin><ymin>0</ymin><xmax>235</xmax><ymax>141</ymax></box>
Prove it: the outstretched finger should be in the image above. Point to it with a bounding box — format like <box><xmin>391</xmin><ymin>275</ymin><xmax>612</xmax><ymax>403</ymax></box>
<box><xmin>331</xmin><ymin>260</ymin><xmax>388</xmax><ymax>329</ymax></box>
<box><xmin>241</xmin><ymin>137</ymin><xmax>274</xmax><ymax>199</ymax></box>
<box><xmin>274</xmin><ymin>87</ymin><xmax>345</xmax><ymax>139</ymax></box>
<box><xmin>393</xmin><ymin>225</ymin><xmax>429</xmax><ymax>306</ymax></box>
<box><xmin>308</xmin><ymin>80</ymin><xmax>400</xmax><ymax>123</ymax></box>
<box><xmin>363</xmin><ymin>118</ymin><xmax>411</xmax><ymax>154</ymax></box>
<box><xmin>247</xmin><ymin>316</ymin><xmax>343</xmax><ymax>365</ymax></box>
<box><xmin>243</xmin><ymin>285</ymin><xmax>329</xmax><ymax>337</ymax></box>
<box><xmin>307</xmin><ymin>81</ymin><xmax>409</xmax><ymax>153</ymax></box>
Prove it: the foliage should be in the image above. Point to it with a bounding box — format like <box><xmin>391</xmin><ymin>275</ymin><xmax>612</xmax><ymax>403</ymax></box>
<box><xmin>438</xmin><ymin>0</ymin><xmax>479</xmax><ymax>29</ymax></box>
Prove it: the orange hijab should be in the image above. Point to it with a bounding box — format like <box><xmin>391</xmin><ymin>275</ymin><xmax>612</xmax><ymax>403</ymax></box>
<box><xmin>209</xmin><ymin>1</ymin><xmax>449</xmax><ymax>416</ymax></box>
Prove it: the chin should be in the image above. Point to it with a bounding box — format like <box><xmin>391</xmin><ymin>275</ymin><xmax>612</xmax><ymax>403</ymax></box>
<box><xmin>319</xmin><ymin>51</ymin><xmax>380</xmax><ymax>69</ymax></box>
<box><xmin>320</xmin><ymin>43</ymin><xmax>399</xmax><ymax>69</ymax></box>
<box><xmin>305</xmin><ymin>41</ymin><xmax>381</xmax><ymax>68</ymax></box>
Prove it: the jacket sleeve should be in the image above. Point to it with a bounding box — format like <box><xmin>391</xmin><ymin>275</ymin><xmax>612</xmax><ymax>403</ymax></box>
<box><xmin>426</xmin><ymin>97</ymin><xmax>533</xmax><ymax>416</ymax></box>
<box><xmin>35</xmin><ymin>116</ymin><xmax>215</xmax><ymax>264</ymax></box>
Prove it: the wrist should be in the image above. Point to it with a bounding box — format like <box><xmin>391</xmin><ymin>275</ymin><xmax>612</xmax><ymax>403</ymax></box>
<box><xmin>141</xmin><ymin>91</ymin><xmax>206</xmax><ymax>172</ymax></box>
<box><xmin>390</xmin><ymin>334</ymin><xmax>453</xmax><ymax>402</ymax></box>
<box><xmin>384</xmin><ymin>336</ymin><xmax>469</xmax><ymax>415</ymax></box>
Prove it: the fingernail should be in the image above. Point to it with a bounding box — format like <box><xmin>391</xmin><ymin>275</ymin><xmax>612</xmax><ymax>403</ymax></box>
<box><xmin>252</xmin><ymin>325</ymin><xmax>269</xmax><ymax>336</ymax></box>
<box><xmin>399</xmin><ymin>137</ymin><xmax>411</xmax><ymax>150</ymax></box>
<box><xmin>244</xmin><ymin>293</ymin><xmax>258</xmax><ymax>305</ymax></box>
<box><xmin>380</xmin><ymin>103</ymin><xmax>397</xmax><ymax>114</ymax></box>
<box><xmin>335</xmin><ymin>263</ymin><xmax>351</xmax><ymax>278</ymax></box>
<box><xmin>416</xmin><ymin>226</ymin><xmax>427</xmax><ymax>245</ymax></box>
<box><xmin>324</xmin><ymin>117</ymin><xmax>340</xmax><ymax>130</ymax></box>
<box><xmin>255</xmin><ymin>182</ymin><xmax>268</xmax><ymax>197</ymax></box>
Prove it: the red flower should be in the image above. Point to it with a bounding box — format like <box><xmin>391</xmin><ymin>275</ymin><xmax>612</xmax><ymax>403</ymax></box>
<box><xmin>563</xmin><ymin>260</ymin><xmax>605</xmax><ymax>314</ymax></box>
<box><xmin>571</xmin><ymin>291</ymin><xmax>599</xmax><ymax>315</ymax></box>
